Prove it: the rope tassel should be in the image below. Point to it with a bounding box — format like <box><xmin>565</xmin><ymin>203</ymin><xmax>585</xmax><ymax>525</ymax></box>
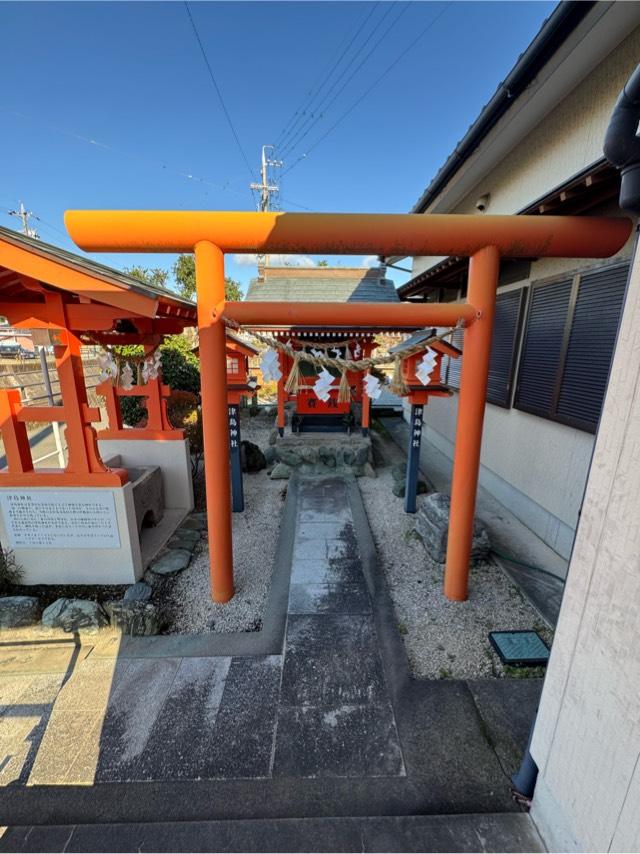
<box><xmin>389</xmin><ymin>355</ymin><xmax>409</xmax><ymax>396</ymax></box>
<box><xmin>338</xmin><ymin>368</ymin><xmax>351</xmax><ymax>403</ymax></box>
<box><xmin>284</xmin><ymin>354</ymin><xmax>302</xmax><ymax>394</ymax></box>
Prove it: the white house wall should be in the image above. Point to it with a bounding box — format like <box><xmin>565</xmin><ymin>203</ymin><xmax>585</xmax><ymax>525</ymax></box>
<box><xmin>529</xmin><ymin>205</ymin><xmax>640</xmax><ymax>854</ymax></box>
<box><xmin>408</xmin><ymin>28</ymin><xmax>639</xmax><ymax>562</ymax></box>
<box><xmin>412</xmin><ymin>26</ymin><xmax>640</xmax><ymax>278</ymax></box>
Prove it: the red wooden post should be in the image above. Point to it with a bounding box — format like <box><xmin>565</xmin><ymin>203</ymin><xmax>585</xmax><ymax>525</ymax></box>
<box><xmin>0</xmin><ymin>389</ymin><xmax>33</xmax><ymax>473</ymax></box>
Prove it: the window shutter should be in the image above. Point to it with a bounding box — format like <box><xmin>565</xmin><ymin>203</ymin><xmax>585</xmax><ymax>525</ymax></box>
<box><xmin>486</xmin><ymin>289</ymin><xmax>526</xmax><ymax>407</ymax></box>
<box><xmin>515</xmin><ymin>279</ymin><xmax>573</xmax><ymax>417</ymax></box>
<box><xmin>445</xmin><ymin>289</ymin><xmax>525</xmax><ymax>405</ymax></box>
<box><xmin>556</xmin><ymin>263</ymin><xmax>628</xmax><ymax>430</ymax></box>
<box><xmin>446</xmin><ymin>326</ymin><xmax>464</xmax><ymax>389</ymax></box>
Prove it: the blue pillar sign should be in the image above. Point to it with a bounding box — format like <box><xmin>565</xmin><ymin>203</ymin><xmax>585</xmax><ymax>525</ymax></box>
<box><xmin>404</xmin><ymin>404</ymin><xmax>423</xmax><ymax>514</ymax></box>
<box><xmin>228</xmin><ymin>404</ymin><xmax>244</xmax><ymax>513</ymax></box>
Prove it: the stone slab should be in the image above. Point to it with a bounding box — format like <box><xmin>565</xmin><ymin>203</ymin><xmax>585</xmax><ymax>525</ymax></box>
<box><xmin>281</xmin><ymin>615</ymin><xmax>387</xmax><ymax>707</ymax></box>
<box><xmin>290</xmin><ymin>558</ymin><xmax>363</xmax><ymax>586</ymax></box>
<box><xmin>27</xmin><ymin>708</ymin><xmax>106</xmax><ymax>786</ymax></box>
<box><xmin>94</xmin><ymin>658</ymin><xmax>182</xmax><ymax>782</ymax></box>
<box><xmin>0</xmin><ymin>643</ymin><xmax>77</xmax><ymax>675</ymax></box>
<box><xmin>273</xmin><ymin>701</ymin><xmax>405</xmax><ymax>778</ymax></box>
<box><xmin>466</xmin><ymin>679</ymin><xmax>543</xmax><ymax>776</ymax></box>
<box><xmin>288</xmin><ymin>583</ymin><xmax>371</xmax><ymax>615</ymax></box>
<box><xmin>296</xmin><ymin>521</ymin><xmax>352</xmax><ymax>540</ymax></box>
<box><xmin>197</xmin><ymin>655</ymin><xmax>282</xmax><ymax>779</ymax></box>
<box><xmin>0</xmin><ymin>814</ymin><xmax>544</xmax><ymax>853</ymax></box>
<box><xmin>133</xmin><ymin>657</ymin><xmax>231</xmax><ymax>781</ymax></box>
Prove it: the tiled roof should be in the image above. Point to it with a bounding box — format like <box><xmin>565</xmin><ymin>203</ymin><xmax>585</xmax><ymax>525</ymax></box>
<box><xmin>245</xmin><ymin>266</ymin><xmax>399</xmax><ymax>303</ymax></box>
<box><xmin>0</xmin><ymin>225</ymin><xmax>196</xmax><ymax>313</ymax></box>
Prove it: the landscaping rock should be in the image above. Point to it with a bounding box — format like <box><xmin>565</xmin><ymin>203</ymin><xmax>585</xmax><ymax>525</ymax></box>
<box><xmin>263</xmin><ymin>446</ymin><xmax>277</xmax><ymax>466</ymax></box>
<box><xmin>241</xmin><ymin>440</ymin><xmax>266</xmax><ymax>472</ymax></box>
<box><xmin>354</xmin><ymin>445</ymin><xmax>370</xmax><ymax>466</ymax></box>
<box><xmin>169</xmin><ymin>527</ymin><xmax>200</xmax><ymax>548</ymax></box>
<box><xmin>362</xmin><ymin>462</ymin><xmax>377</xmax><ymax>479</ymax></box>
<box><xmin>392</xmin><ymin>479</ymin><xmax>428</xmax><ymax>498</ymax></box>
<box><xmin>340</xmin><ymin>448</ymin><xmax>356</xmax><ymax>466</ymax></box>
<box><xmin>150</xmin><ymin>549</ymin><xmax>191</xmax><ymax>575</ymax></box>
<box><xmin>278</xmin><ymin>448</ymin><xmax>302</xmax><ymax>467</ymax></box>
<box><xmin>172</xmin><ymin>526</ymin><xmax>201</xmax><ymax>543</ymax></box>
<box><xmin>391</xmin><ymin>462</ymin><xmax>407</xmax><ymax>482</ymax></box>
<box><xmin>0</xmin><ymin>595</ymin><xmax>41</xmax><ymax>629</ymax></box>
<box><xmin>268</xmin><ymin>428</ymin><xmax>278</xmax><ymax>445</ymax></box>
<box><xmin>168</xmin><ymin>534</ymin><xmax>197</xmax><ymax>552</ymax></box>
<box><xmin>297</xmin><ymin>446</ymin><xmax>318</xmax><ymax>465</ymax></box>
<box><xmin>106</xmin><ymin>600</ymin><xmax>163</xmax><ymax>636</ymax></box>
<box><xmin>318</xmin><ymin>446</ymin><xmax>336</xmax><ymax>468</ymax></box>
<box><xmin>269</xmin><ymin>462</ymin><xmax>291</xmax><ymax>480</ymax></box>
<box><xmin>42</xmin><ymin>598</ymin><xmax>109</xmax><ymax>633</ymax></box>
<box><xmin>414</xmin><ymin>493</ymin><xmax>491</xmax><ymax>563</ymax></box>
<box><xmin>391</xmin><ymin>461</ymin><xmax>427</xmax><ymax>498</ymax></box>
<box><xmin>123</xmin><ymin>582</ymin><xmax>152</xmax><ymax>603</ymax></box>
<box><xmin>181</xmin><ymin>514</ymin><xmax>206</xmax><ymax>532</ymax></box>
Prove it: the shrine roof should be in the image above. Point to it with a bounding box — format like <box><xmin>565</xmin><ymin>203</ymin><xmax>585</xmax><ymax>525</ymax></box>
<box><xmin>0</xmin><ymin>225</ymin><xmax>196</xmax><ymax>322</ymax></box>
<box><xmin>245</xmin><ymin>266</ymin><xmax>400</xmax><ymax>304</ymax></box>
<box><xmin>389</xmin><ymin>328</ymin><xmax>462</xmax><ymax>355</ymax></box>
<box><xmin>225</xmin><ymin>330</ymin><xmax>259</xmax><ymax>356</ymax></box>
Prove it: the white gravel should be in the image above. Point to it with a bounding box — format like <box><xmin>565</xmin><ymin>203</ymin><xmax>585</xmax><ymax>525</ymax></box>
<box><xmin>358</xmin><ymin>447</ymin><xmax>552</xmax><ymax>679</ymax></box>
<box><xmin>164</xmin><ymin>413</ymin><xmax>286</xmax><ymax>634</ymax></box>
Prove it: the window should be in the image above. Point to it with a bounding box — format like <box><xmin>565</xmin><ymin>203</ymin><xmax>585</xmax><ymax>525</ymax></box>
<box><xmin>226</xmin><ymin>356</ymin><xmax>240</xmax><ymax>374</ymax></box>
<box><xmin>446</xmin><ymin>287</ymin><xmax>527</xmax><ymax>407</ymax></box>
<box><xmin>514</xmin><ymin>262</ymin><xmax>629</xmax><ymax>433</ymax></box>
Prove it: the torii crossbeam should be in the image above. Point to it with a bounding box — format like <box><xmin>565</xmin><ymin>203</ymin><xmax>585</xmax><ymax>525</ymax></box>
<box><xmin>65</xmin><ymin>210</ymin><xmax>631</xmax><ymax>603</ymax></box>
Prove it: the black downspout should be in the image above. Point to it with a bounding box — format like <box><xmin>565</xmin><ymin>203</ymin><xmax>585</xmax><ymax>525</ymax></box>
<box><xmin>604</xmin><ymin>63</ymin><xmax>640</xmax><ymax>214</ymax></box>
<box><xmin>511</xmin><ymin>61</ymin><xmax>640</xmax><ymax>804</ymax></box>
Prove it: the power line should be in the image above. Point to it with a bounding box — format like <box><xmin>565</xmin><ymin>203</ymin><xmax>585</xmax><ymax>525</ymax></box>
<box><xmin>1</xmin><ymin>106</ymin><xmax>256</xmax><ymax>201</ymax></box>
<box><xmin>278</xmin><ymin>3</ymin><xmax>399</xmax><ymax>160</ymax></box>
<box><xmin>273</xmin><ymin>3</ymin><xmax>379</xmax><ymax>152</ymax></box>
<box><xmin>281</xmin><ymin>2</ymin><xmax>452</xmax><ymax>179</ymax></box>
<box><xmin>183</xmin><ymin>1</ymin><xmax>258</xmax><ymax>206</ymax></box>
<box><xmin>279</xmin><ymin>3</ymin><xmax>409</xmax><ymax>162</ymax></box>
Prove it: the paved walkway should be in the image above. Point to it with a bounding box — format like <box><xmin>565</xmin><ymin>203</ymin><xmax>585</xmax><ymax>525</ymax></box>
<box><xmin>0</xmin><ymin>475</ymin><xmax>543</xmax><ymax>851</ymax></box>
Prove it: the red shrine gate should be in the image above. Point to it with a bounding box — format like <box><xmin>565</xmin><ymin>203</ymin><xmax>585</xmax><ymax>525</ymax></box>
<box><xmin>64</xmin><ymin>210</ymin><xmax>631</xmax><ymax>603</ymax></box>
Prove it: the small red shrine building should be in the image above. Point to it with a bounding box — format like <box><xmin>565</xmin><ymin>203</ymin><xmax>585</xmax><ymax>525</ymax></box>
<box><xmin>0</xmin><ymin>225</ymin><xmax>197</xmax><ymax>583</ymax></box>
<box><xmin>245</xmin><ymin>265</ymin><xmax>405</xmax><ymax>434</ymax></box>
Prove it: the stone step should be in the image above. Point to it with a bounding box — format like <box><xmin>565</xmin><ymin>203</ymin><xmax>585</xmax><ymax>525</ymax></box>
<box><xmin>0</xmin><ymin>813</ymin><xmax>544</xmax><ymax>853</ymax></box>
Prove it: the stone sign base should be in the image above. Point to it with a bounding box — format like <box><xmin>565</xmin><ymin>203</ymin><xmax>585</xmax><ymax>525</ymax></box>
<box><xmin>414</xmin><ymin>492</ymin><xmax>491</xmax><ymax>564</ymax></box>
<box><xmin>0</xmin><ymin>439</ymin><xmax>195</xmax><ymax>586</ymax></box>
<box><xmin>266</xmin><ymin>433</ymin><xmax>375</xmax><ymax>480</ymax></box>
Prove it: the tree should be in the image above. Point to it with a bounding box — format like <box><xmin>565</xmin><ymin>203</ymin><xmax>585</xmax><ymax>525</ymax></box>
<box><xmin>123</xmin><ymin>266</ymin><xmax>169</xmax><ymax>289</ymax></box>
<box><xmin>172</xmin><ymin>254</ymin><xmax>243</xmax><ymax>301</ymax></box>
<box><xmin>318</xmin><ymin>259</ymin><xmax>329</xmax><ymax>267</ymax></box>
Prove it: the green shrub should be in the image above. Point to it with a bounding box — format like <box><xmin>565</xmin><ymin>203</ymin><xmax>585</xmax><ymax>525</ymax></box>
<box><xmin>159</xmin><ymin>336</ymin><xmax>200</xmax><ymax>396</ymax></box>
<box><xmin>110</xmin><ymin>336</ymin><xmax>200</xmax><ymax>426</ymax></box>
<box><xmin>0</xmin><ymin>547</ymin><xmax>22</xmax><ymax>593</ymax></box>
<box><xmin>120</xmin><ymin>396</ymin><xmax>147</xmax><ymax>427</ymax></box>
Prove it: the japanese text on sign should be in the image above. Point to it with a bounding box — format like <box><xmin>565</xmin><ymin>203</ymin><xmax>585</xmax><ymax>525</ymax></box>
<box><xmin>0</xmin><ymin>490</ymin><xmax>121</xmax><ymax>549</ymax></box>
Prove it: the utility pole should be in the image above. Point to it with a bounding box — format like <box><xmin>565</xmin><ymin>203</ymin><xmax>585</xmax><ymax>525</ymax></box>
<box><xmin>250</xmin><ymin>145</ymin><xmax>283</xmax><ymax>271</ymax></box>
<box><xmin>250</xmin><ymin>145</ymin><xmax>283</xmax><ymax>212</ymax></box>
<box><xmin>8</xmin><ymin>202</ymin><xmax>39</xmax><ymax>239</ymax></box>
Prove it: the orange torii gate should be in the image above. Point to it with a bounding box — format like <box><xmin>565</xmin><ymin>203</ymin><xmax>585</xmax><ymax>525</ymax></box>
<box><xmin>65</xmin><ymin>210</ymin><xmax>632</xmax><ymax>603</ymax></box>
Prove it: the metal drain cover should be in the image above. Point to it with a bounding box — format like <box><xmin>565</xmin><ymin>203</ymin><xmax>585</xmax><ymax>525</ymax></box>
<box><xmin>488</xmin><ymin>630</ymin><xmax>550</xmax><ymax>667</ymax></box>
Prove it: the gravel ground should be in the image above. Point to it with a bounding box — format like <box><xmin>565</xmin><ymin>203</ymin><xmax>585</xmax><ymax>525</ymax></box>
<box><xmin>163</xmin><ymin>413</ymin><xmax>287</xmax><ymax>634</ymax></box>
<box><xmin>359</xmin><ymin>433</ymin><xmax>552</xmax><ymax>679</ymax></box>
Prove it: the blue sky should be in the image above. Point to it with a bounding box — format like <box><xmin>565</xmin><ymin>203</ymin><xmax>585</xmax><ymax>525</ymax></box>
<box><xmin>1</xmin><ymin>1</ymin><xmax>555</xmax><ymax>294</ymax></box>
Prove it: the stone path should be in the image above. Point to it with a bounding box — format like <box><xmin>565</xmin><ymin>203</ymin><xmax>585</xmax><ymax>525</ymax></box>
<box><xmin>0</xmin><ymin>478</ymin><xmax>403</xmax><ymax>785</ymax></box>
<box><xmin>0</xmin><ymin>475</ymin><xmax>543</xmax><ymax>850</ymax></box>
